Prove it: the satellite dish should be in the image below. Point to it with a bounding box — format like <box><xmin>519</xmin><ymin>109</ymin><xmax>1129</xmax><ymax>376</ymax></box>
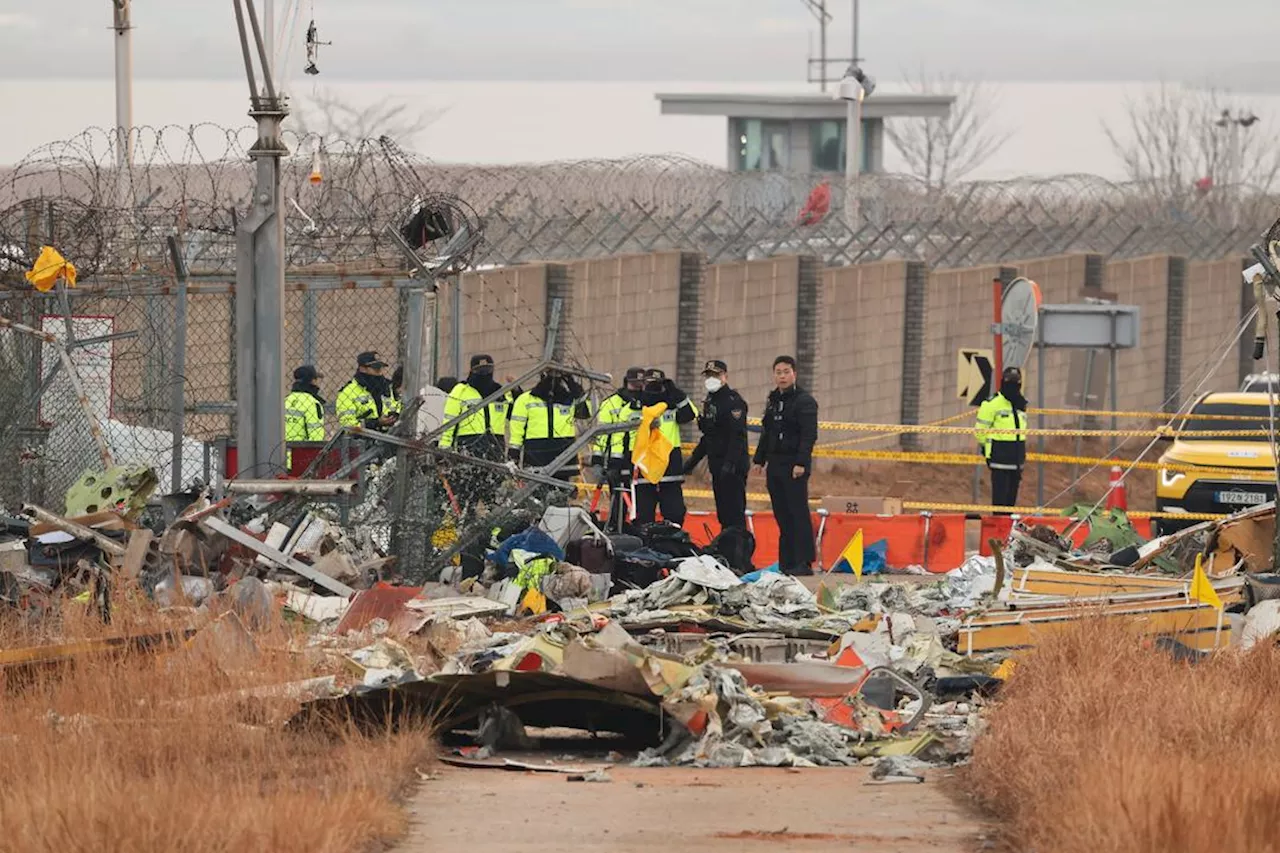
<box><xmin>1001</xmin><ymin>277</ymin><xmax>1042</xmax><ymax>370</ymax></box>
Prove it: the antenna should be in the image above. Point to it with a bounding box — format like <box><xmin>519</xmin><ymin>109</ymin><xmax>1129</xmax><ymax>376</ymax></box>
<box><xmin>806</xmin><ymin>0</ymin><xmax>861</xmax><ymax>91</ymax></box>
<box><xmin>800</xmin><ymin>0</ymin><xmax>833</xmax><ymax>92</ymax></box>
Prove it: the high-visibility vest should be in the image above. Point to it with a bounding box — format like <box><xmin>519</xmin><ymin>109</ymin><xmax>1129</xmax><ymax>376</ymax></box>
<box><xmin>594</xmin><ymin>392</ymin><xmax>642</xmax><ymax>462</ymax></box>
<box><xmin>654</xmin><ymin>397</ymin><xmax>696</xmax><ymax>448</ymax></box>
<box><xmin>384</xmin><ymin>391</ymin><xmax>403</xmax><ymax>417</ymax></box>
<box><xmin>336</xmin><ymin>378</ymin><xmax>381</xmax><ymax>428</ymax></box>
<box><xmin>284</xmin><ymin>390</ymin><xmax>325</xmax><ymax>441</ymax></box>
<box><xmin>509</xmin><ymin>391</ymin><xmax>577</xmax><ymax>449</ymax></box>
<box><xmin>975</xmin><ymin>393</ymin><xmax>1027</xmax><ymax>469</ymax></box>
<box><xmin>440</xmin><ymin>383</ymin><xmax>513</xmax><ymax>449</ymax></box>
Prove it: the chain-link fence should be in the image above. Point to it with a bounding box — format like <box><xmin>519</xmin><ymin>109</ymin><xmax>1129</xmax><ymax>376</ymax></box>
<box><xmin>1</xmin><ymin>123</ymin><xmax>1278</xmax><ymax>574</ymax></box>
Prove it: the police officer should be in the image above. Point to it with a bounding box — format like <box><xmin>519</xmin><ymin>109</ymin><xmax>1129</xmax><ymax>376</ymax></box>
<box><xmin>976</xmin><ymin>366</ymin><xmax>1028</xmax><ymax>510</ymax></box>
<box><xmin>336</xmin><ymin>351</ymin><xmax>397</xmax><ymax>431</ymax></box>
<box><xmin>685</xmin><ymin>359</ymin><xmax>749</xmax><ymax>531</ymax></box>
<box><xmin>592</xmin><ymin>367</ymin><xmax>646</xmax><ymax>530</ymax></box>
<box><xmin>440</xmin><ymin>355</ymin><xmax>513</xmax><ymax>461</ymax></box>
<box><xmin>509</xmin><ymin>368</ymin><xmax>591</xmax><ymax>481</ymax></box>
<box><xmin>633</xmin><ymin>368</ymin><xmax>697</xmax><ymax>526</ymax></box>
<box><xmin>284</xmin><ymin>364</ymin><xmax>326</xmax><ymax>442</ymax></box>
<box><xmin>752</xmin><ymin>355</ymin><xmax>818</xmax><ymax>576</ymax></box>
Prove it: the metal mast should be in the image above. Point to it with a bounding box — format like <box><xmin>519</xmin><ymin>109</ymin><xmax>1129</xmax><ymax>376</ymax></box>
<box><xmin>232</xmin><ymin>0</ymin><xmax>289</xmax><ymax>477</ymax></box>
<box><xmin>111</xmin><ymin>1</ymin><xmax>134</xmax><ymax>171</ymax></box>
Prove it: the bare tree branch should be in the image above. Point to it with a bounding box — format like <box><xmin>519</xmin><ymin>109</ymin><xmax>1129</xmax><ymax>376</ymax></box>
<box><xmin>884</xmin><ymin>73</ymin><xmax>1007</xmax><ymax>191</ymax></box>
<box><xmin>1102</xmin><ymin>83</ymin><xmax>1280</xmax><ymax>204</ymax></box>
<box><xmin>290</xmin><ymin>88</ymin><xmax>446</xmax><ymax>145</ymax></box>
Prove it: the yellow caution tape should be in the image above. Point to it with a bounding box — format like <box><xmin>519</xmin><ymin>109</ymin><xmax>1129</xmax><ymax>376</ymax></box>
<box><xmin>1028</xmin><ymin>406</ymin><xmax>1268</xmax><ymax>422</ymax></box>
<box><xmin>901</xmin><ymin>501</ymin><xmax>1227</xmax><ymax>521</ymax></box>
<box><xmin>749</xmin><ymin>408</ymin><xmax>1277</xmax><ymax>431</ymax></box>
<box><xmin>798</xmin><ymin>447</ymin><xmax>1268</xmax><ymax>480</ymax></box>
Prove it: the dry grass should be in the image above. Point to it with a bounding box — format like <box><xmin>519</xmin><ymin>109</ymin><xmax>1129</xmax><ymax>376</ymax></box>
<box><xmin>968</xmin><ymin>620</ymin><xmax>1280</xmax><ymax>853</ymax></box>
<box><xmin>0</xmin><ymin>588</ymin><xmax>435</xmax><ymax>853</ymax></box>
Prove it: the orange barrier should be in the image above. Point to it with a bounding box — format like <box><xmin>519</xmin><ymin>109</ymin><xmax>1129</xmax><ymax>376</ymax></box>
<box><xmin>819</xmin><ymin>513</ymin><xmax>966</xmax><ymax>574</ymax></box>
<box><xmin>977</xmin><ymin>515</ymin><xmax>1153</xmax><ymax>556</ymax></box>
<box><xmin>682</xmin><ymin>511</ymin><xmax>966</xmax><ymax>574</ymax></box>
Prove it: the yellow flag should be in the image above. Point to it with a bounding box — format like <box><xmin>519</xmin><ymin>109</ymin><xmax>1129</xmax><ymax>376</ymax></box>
<box><xmin>1188</xmin><ymin>554</ymin><xmax>1222</xmax><ymax>610</ymax></box>
<box><xmin>631</xmin><ymin>402</ymin><xmax>673</xmax><ymax>485</ymax></box>
<box><xmin>25</xmin><ymin>246</ymin><xmax>77</xmax><ymax>293</ymax></box>
<box><xmin>836</xmin><ymin>528</ymin><xmax>864</xmax><ymax>577</ymax></box>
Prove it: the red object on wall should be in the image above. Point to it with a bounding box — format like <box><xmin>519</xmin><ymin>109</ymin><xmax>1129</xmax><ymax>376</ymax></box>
<box><xmin>796</xmin><ymin>181</ymin><xmax>832</xmax><ymax>226</ymax></box>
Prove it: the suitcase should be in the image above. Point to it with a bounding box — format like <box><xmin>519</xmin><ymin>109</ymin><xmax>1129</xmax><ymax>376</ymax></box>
<box><xmin>566</xmin><ymin>536</ymin><xmax>614</xmax><ymax>575</ymax></box>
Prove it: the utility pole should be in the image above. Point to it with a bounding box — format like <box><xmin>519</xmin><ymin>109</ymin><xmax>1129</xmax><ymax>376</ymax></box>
<box><xmin>1214</xmin><ymin>108</ymin><xmax>1259</xmax><ymax>230</ymax></box>
<box><xmin>111</xmin><ymin>0</ymin><xmax>134</xmax><ymax>172</ymax></box>
<box><xmin>839</xmin><ymin>1</ymin><xmax>869</xmax><ymax>225</ymax></box>
<box><xmin>232</xmin><ymin>0</ymin><xmax>289</xmax><ymax>477</ymax></box>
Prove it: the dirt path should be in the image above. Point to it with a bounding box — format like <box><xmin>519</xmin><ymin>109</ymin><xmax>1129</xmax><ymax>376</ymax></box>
<box><xmin>398</xmin><ymin>764</ymin><xmax>987</xmax><ymax>853</ymax></box>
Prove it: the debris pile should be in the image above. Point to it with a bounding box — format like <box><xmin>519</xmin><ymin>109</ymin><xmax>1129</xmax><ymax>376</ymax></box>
<box><xmin>6</xmin><ymin>460</ymin><xmax>1280</xmax><ymax>781</ymax></box>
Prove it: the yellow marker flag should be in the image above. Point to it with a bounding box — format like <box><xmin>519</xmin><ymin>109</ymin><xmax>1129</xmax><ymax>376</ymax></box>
<box><xmin>631</xmin><ymin>402</ymin><xmax>673</xmax><ymax>485</ymax></box>
<box><xmin>835</xmin><ymin>528</ymin><xmax>864</xmax><ymax>577</ymax></box>
<box><xmin>1188</xmin><ymin>554</ymin><xmax>1223</xmax><ymax>610</ymax></box>
<box><xmin>25</xmin><ymin>246</ymin><xmax>77</xmax><ymax>293</ymax></box>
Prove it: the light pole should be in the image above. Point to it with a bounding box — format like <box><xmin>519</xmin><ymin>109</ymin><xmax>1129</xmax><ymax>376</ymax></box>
<box><xmin>111</xmin><ymin>1</ymin><xmax>133</xmax><ymax>173</ymax></box>
<box><xmin>838</xmin><ymin>65</ymin><xmax>874</xmax><ymax>226</ymax></box>
<box><xmin>1214</xmin><ymin>108</ymin><xmax>1259</xmax><ymax>229</ymax></box>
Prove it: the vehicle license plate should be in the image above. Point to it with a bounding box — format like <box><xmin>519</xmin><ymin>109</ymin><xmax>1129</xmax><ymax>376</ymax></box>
<box><xmin>1216</xmin><ymin>491</ymin><xmax>1268</xmax><ymax>506</ymax></box>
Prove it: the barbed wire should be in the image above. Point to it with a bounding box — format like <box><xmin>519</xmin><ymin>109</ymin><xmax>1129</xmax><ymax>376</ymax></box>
<box><xmin>2</xmin><ymin>124</ymin><xmax>1278</xmax><ymax>287</ymax></box>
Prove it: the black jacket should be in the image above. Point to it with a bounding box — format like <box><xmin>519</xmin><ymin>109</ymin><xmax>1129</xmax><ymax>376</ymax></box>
<box><xmin>687</xmin><ymin>386</ymin><xmax>750</xmax><ymax>474</ymax></box>
<box><xmin>753</xmin><ymin>385</ymin><xmax>818</xmax><ymax>469</ymax></box>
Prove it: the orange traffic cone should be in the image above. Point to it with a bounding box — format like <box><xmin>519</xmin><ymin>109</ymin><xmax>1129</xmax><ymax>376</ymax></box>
<box><xmin>1105</xmin><ymin>465</ymin><xmax>1127</xmax><ymax>511</ymax></box>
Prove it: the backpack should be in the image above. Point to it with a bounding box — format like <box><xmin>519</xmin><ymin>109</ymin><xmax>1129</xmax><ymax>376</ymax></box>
<box><xmin>634</xmin><ymin>522</ymin><xmax>698</xmax><ymax>560</ymax></box>
<box><xmin>705</xmin><ymin>526</ymin><xmax>756</xmax><ymax>576</ymax></box>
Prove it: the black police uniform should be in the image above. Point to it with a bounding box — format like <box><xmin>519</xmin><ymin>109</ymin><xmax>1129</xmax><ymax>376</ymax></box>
<box><xmin>686</xmin><ymin>364</ymin><xmax>750</xmax><ymax>531</ymax></box>
<box><xmin>753</xmin><ymin>384</ymin><xmax>819</xmax><ymax>573</ymax></box>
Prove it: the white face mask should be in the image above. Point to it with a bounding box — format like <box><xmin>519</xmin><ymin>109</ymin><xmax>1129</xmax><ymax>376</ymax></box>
<box><xmin>704</xmin><ymin>377</ymin><xmax>724</xmax><ymax>394</ymax></box>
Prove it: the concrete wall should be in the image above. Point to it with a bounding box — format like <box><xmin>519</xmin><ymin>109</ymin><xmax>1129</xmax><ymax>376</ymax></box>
<box><xmin>1104</xmin><ymin>255</ymin><xmax>1176</xmax><ymax>412</ymax></box>
<box><xmin>917</xmin><ymin>264</ymin><xmax>1012</xmax><ymax>451</ymax></box>
<box><xmin>567</xmin><ymin>252</ymin><xmax>685</xmax><ymax>384</ymax></box>
<box><xmin>814</xmin><ymin>261</ymin><xmax>910</xmax><ymax>443</ymax></box>
<box><xmin>701</xmin><ymin>255</ymin><xmax>803</xmax><ymax>412</ymax></box>
<box><xmin>441</xmin><ymin>264</ymin><xmax>555</xmax><ymax>381</ymax></box>
<box><xmin>1184</xmin><ymin>256</ymin><xmax>1252</xmax><ymax>400</ymax></box>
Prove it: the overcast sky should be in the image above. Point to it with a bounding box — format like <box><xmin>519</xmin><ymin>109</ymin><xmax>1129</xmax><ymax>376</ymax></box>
<box><xmin>0</xmin><ymin>0</ymin><xmax>1276</xmax><ymax>89</ymax></box>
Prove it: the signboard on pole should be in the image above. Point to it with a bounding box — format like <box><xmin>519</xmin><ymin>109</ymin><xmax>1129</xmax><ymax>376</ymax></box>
<box><xmin>957</xmin><ymin>348</ymin><xmax>993</xmax><ymax>406</ymax></box>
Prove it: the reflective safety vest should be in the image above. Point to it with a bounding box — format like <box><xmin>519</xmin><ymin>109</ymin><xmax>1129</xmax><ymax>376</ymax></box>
<box><xmin>509</xmin><ymin>391</ymin><xmax>578</xmax><ymax>449</ymax></box>
<box><xmin>384</xmin><ymin>391</ymin><xmax>403</xmax><ymax>417</ymax></box>
<box><xmin>594</xmin><ymin>392</ymin><xmax>643</xmax><ymax>464</ymax></box>
<box><xmin>440</xmin><ymin>383</ymin><xmax>513</xmax><ymax>449</ymax></box>
<box><xmin>336</xmin><ymin>378</ymin><xmax>382</xmax><ymax>429</ymax></box>
<box><xmin>284</xmin><ymin>390</ymin><xmax>325</xmax><ymax>442</ymax></box>
<box><xmin>975</xmin><ymin>392</ymin><xmax>1027</xmax><ymax>470</ymax></box>
<box><xmin>654</xmin><ymin>397</ymin><xmax>696</xmax><ymax>449</ymax></box>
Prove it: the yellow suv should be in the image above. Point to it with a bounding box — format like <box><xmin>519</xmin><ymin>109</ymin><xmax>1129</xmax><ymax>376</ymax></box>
<box><xmin>1155</xmin><ymin>391</ymin><xmax>1277</xmax><ymax>533</ymax></box>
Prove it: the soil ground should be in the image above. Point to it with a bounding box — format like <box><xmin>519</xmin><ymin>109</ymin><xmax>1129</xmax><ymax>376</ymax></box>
<box><xmin>398</xmin><ymin>764</ymin><xmax>987</xmax><ymax>853</ymax></box>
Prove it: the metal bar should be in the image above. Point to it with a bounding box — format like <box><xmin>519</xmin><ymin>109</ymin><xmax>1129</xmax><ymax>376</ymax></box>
<box><xmin>543</xmin><ymin>297</ymin><xmax>563</xmax><ymax>362</ymax></box>
<box><xmin>24</xmin><ymin>504</ymin><xmax>127</xmax><ymax>558</ymax></box>
<box><xmin>201</xmin><ymin>515</ymin><xmax>354</xmax><ymax>596</ymax></box>
<box><xmin>224</xmin><ymin>479</ymin><xmax>356</xmax><ymax>495</ymax></box>
<box><xmin>1036</xmin><ymin>334</ymin><xmax>1045</xmax><ymax>508</ymax></box>
<box><xmin>57</xmin><ymin>347</ymin><xmax>113</xmax><ymax>469</ymax></box>
<box><xmin>301</xmin><ymin>288</ymin><xmax>318</xmax><ymax>366</ymax></box>
<box><xmin>405</xmin><ymin>287</ymin><xmax>427</xmax><ymax>409</ymax></box>
<box><xmin>421</xmin><ymin>359</ymin><xmax>610</xmax><ymax>447</ymax></box>
<box><xmin>230</xmin><ymin>0</ymin><xmax>261</xmax><ymax>105</ymax></box>
<box><xmin>451</xmin><ymin>274</ymin><xmax>463</xmax><ymax>376</ymax></box>
<box><xmin>429</xmin><ymin>421</ymin><xmax>639</xmax><ymax>569</ymax></box>
<box><xmin>168</xmin><ymin>235</ymin><xmax>189</xmax><ymax>494</ymax></box>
